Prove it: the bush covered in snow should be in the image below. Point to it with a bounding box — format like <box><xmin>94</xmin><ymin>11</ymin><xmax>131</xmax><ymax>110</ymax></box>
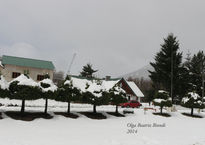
<box><xmin>39</xmin><ymin>78</ymin><xmax>57</xmax><ymax>114</ymax></box>
<box><xmin>181</xmin><ymin>92</ymin><xmax>205</xmax><ymax>116</ymax></box>
<box><xmin>56</xmin><ymin>79</ymin><xmax>81</xmax><ymax>114</ymax></box>
<box><xmin>9</xmin><ymin>74</ymin><xmax>41</xmax><ymax>113</ymax></box>
<box><xmin>153</xmin><ymin>90</ymin><xmax>172</xmax><ymax>114</ymax></box>
<box><xmin>82</xmin><ymin>80</ymin><xmax>110</xmax><ymax>113</ymax></box>
<box><xmin>109</xmin><ymin>84</ymin><xmax>127</xmax><ymax>114</ymax></box>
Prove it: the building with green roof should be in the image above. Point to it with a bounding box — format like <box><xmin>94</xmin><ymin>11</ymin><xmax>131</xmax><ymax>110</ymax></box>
<box><xmin>0</xmin><ymin>55</ymin><xmax>55</xmax><ymax>82</ymax></box>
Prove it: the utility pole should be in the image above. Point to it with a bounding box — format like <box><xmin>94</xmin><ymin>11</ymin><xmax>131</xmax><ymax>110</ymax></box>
<box><xmin>202</xmin><ymin>51</ymin><xmax>204</xmax><ymax>105</ymax></box>
<box><xmin>171</xmin><ymin>47</ymin><xmax>174</xmax><ymax>104</ymax></box>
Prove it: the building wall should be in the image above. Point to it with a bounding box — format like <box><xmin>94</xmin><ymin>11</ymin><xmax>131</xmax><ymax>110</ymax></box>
<box><xmin>1</xmin><ymin>64</ymin><xmax>54</xmax><ymax>82</ymax></box>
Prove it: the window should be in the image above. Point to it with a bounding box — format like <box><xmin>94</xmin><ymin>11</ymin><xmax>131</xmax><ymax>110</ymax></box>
<box><xmin>37</xmin><ymin>75</ymin><xmax>45</xmax><ymax>81</ymax></box>
<box><xmin>12</xmin><ymin>72</ymin><xmax>21</xmax><ymax>78</ymax></box>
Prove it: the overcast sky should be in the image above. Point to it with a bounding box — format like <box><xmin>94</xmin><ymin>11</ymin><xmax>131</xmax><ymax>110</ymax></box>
<box><xmin>0</xmin><ymin>0</ymin><xmax>204</xmax><ymax>77</ymax></box>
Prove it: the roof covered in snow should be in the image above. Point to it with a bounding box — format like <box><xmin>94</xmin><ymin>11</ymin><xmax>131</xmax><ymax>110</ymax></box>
<box><xmin>65</xmin><ymin>77</ymin><xmax>121</xmax><ymax>94</ymax></box>
<box><xmin>126</xmin><ymin>81</ymin><xmax>144</xmax><ymax>97</ymax></box>
<box><xmin>65</xmin><ymin>76</ymin><xmax>142</xmax><ymax>97</ymax></box>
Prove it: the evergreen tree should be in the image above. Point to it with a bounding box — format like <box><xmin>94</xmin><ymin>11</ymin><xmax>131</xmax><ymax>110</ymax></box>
<box><xmin>80</xmin><ymin>63</ymin><xmax>98</xmax><ymax>78</ymax></box>
<box><xmin>175</xmin><ymin>52</ymin><xmax>193</xmax><ymax>102</ymax></box>
<box><xmin>82</xmin><ymin>80</ymin><xmax>109</xmax><ymax>113</ymax></box>
<box><xmin>56</xmin><ymin>79</ymin><xmax>80</xmax><ymax>114</ymax></box>
<box><xmin>153</xmin><ymin>90</ymin><xmax>172</xmax><ymax>114</ymax></box>
<box><xmin>188</xmin><ymin>51</ymin><xmax>205</xmax><ymax>96</ymax></box>
<box><xmin>149</xmin><ymin>33</ymin><xmax>183</xmax><ymax>102</ymax></box>
<box><xmin>181</xmin><ymin>91</ymin><xmax>204</xmax><ymax>116</ymax></box>
<box><xmin>9</xmin><ymin>74</ymin><xmax>41</xmax><ymax>114</ymax></box>
<box><xmin>39</xmin><ymin>79</ymin><xmax>57</xmax><ymax>114</ymax></box>
<box><xmin>109</xmin><ymin>84</ymin><xmax>127</xmax><ymax>114</ymax></box>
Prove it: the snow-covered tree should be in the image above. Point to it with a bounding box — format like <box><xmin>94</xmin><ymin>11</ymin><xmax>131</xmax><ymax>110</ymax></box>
<box><xmin>109</xmin><ymin>84</ymin><xmax>127</xmax><ymax>114</ymax></box>
<box><xmin>153</xmin><ymin>90</ymin><xmax>172</xmax><ymax>114</ymax></box>
<box><xmin>56</xmin><ymin>79</ymin><xmax>80</xmax><ymax>114</ymax></box>
<box><xmin>9</xmin><ymin>74</ymin><xmax>41</xmax><ymax>114</ymax></box>
<box><xmin>39</xmin><ymin>79</ymin><xmax>57</xmax><ymax>114</ymax></box>
<box><xmin>82</xmin><ymin>80</ymin><xmax>109</xmax><ymax>113</ymax></box>
<box><xmin>181</xmin><ymin>92</ymin><xmax>205</xmax><ymax>116</ymax></box>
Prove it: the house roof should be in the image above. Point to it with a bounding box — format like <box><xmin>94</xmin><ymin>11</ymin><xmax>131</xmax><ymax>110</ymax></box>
<box><xmin>2</xmin><ymin>55</ymin><xmax>55</xmax><ymax>70</ymax></box>
<box><xmin>126</xmin><ymin>81</ymin><xmax>144</xmax><ymax>97</ymax></box>
<box><xmin>65</xmin><ymin>76</ymin><xmax>119</xmax><ymax>92</ymax></box>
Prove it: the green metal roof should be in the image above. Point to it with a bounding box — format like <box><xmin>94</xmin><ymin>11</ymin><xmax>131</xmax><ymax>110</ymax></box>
<box><xmin>2</xmin><ymin>55</ymin><xmax>55</xmax><ymax>70</ymax></box>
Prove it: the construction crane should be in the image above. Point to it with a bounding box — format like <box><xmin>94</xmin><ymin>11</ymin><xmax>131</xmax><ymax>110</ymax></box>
<box><xmin>67</xmin><ymin>53</ymin><xmax>77</xmax><ymax>76</ymax></box>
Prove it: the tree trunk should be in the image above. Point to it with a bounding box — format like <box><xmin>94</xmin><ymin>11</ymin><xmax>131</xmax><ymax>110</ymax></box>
<box><xmin>115</xmin><ymin>105</ymin><xmax>118</xmax><ymax>114</ymax></box>
<box><xmin>21</xmin><ymin>99</ymin><xmax>25</xmax><ymax>114</ymax></box>
<box><xmin>44</xmin><ymin>98</ymin><xmax>48</xmax><ymax>114</ymax></box>
<box><xmin>67</xmin><ymin>101</ymin><xmax>70</xmax><ymax>114</ymax></box>
<box><xmin>93</xmin><ymin>104</ymin><xmax>96</xmax><ymax>114</ymax></box>
<box><xmin>160</xmin><ymin>107</ymin><xmax>163</xmax><ymax>114</ymax></box>
<box><xmin>191</xmin><ymin>108</ymin><xmax>194</xmax><ymax>116</ymax></box>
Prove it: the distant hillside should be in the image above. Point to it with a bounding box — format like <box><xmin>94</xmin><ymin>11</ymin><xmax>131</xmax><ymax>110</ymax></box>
<box><xmin>122</xmin><ymin>65</ymin><xmax>154</xmax><ymax>80</ymax></box>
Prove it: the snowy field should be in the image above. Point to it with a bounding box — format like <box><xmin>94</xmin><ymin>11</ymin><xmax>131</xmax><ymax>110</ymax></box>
<box><xmin>0</xmin><ymin>99</ymin><xmax>205</xmax><ymax>145</ymax></box>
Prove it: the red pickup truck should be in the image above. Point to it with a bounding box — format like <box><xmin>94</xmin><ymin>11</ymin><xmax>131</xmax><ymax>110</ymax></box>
<box><xmin>120</xmin><ymin>100</ymin><xmax>142</xmax><ymax>108</ymax></box>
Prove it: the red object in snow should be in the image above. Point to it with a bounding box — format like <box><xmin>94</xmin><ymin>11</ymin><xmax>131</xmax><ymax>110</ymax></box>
<box><xmin>120</xmin><ymin>100</ymin><xmax>142</xmax><ymax>108</ymax></box>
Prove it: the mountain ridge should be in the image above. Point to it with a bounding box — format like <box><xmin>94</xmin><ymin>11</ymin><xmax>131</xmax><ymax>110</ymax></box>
<box><xmin>121</xmin><ymin>65</ymin><xmax>154</xmax><ymax>80</ymax></box>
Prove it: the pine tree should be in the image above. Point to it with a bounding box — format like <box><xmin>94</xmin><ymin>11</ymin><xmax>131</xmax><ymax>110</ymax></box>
<box><xmin>109</xmin><ymin>84</ymin><xmax>127</xmax><ymax>114</ymax></box>
<box><xmin>149</xmin><ymin>33</ymin><xmax>183</xmax><ymax>103</ymax></box>
<box><xmin>189</xmin><ymin>51</ymin><xmax>205</xmax><ymax>96</ymax></box>
<box><xmin>80</xmin><ymin>63</ymin><xmax>98</xmax><ymax>78</ymax></box>
<box><xmin>39</xmin><ymin>79</ymin><xmax>57</xmax><ymax>114</ymax></box>
<box><xmin>9</xmin><ymin>75</ymin><xmax>41</xmax><ymax>114</ymax></box>
<box><xmin>176</xmin><ymin>52</ymin><xmax>193</xmax><ymax>101</ymax></box>
<box><xmin>82</xmin><ymin>80</ymin><xmax>109</xmax><ymax>113</ymax></box>
<box><xmin>153</xmin><ymin>90</ymin><xmax>172</xmax><ymax>114</ymax></box>
<box><xmin>56</xmin><ymin>79</ymin><xmax>80</xmax><ymax>114</ymax></box>
<box><xmin>181</xmin><ymin>90</ymin><xmax>204</xmax><ymax>116</ymax></box>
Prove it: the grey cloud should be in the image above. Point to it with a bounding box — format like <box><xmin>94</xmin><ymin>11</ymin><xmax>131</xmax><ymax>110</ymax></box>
<box><xmin>0</xmin><ymin>0</ymin><xmax>204</xmax><ymax>77</ymax></box>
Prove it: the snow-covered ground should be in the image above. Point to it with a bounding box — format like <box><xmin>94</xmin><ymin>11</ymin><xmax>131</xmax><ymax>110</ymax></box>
<box><xmin>0</xmin><ymin>99</ymin><xmax>205</xmax><ymax>145</ymax></box>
